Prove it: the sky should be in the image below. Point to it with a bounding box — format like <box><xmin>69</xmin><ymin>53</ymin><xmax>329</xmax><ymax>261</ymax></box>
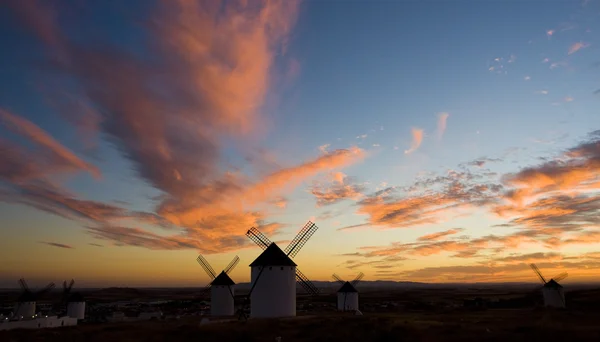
<box><xmin>0</xmin><ymin>0</ymin><xmax>599</xmax><ymax>288</ymax></box>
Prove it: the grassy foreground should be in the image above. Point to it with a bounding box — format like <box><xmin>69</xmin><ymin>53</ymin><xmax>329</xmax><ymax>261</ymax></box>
<box><xmin>2</xmin><ymin>309</ymin><xmax>600</xmax><ymax>342</ymax></box>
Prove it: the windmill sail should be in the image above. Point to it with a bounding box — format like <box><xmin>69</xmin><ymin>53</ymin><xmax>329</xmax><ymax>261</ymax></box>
<box><xmin>529</xmin><ymin>263</ymin><xmax>547</xmax><ymax>284</ymax></box>
<box><xmin>224</xmin><ymin>256</ymin><xmax>240</xmax><ymax>274</ymax></box>
<box><xmin>296</xmin><ymin>268</ymin><xmax>319</xmax><ymax>295</ymax></box>
<box><xmin>332</xmin><ymin>274</ymin><xmax>345</xmax><ymax>284</ymax></box>
<box><xmin>197</xmin><ymin>254</ymin><xmax>217</xmax><ymax>279</ymax></box>
<box><xmin>246</xmin><ymin>227</ymin><xmax>272</xmax><ymax>249</ymax></box>
<box><xmin>285</xmin><ymin>221</ymin><xmax>318</xmax><ymax>258</ymax></box>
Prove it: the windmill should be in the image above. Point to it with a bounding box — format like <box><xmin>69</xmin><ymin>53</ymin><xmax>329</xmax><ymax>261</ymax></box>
<box><xmin>245</xmin><ymin>221</ymin><xmax>320</xmax><ymax>318</ymax></box>
<box><xmin>13</xmin><ymin>278</ymin><xmax>55</xmax><ymax>319</ymax></box>
<box><xmin>332</xmin><ymin>272</ymin><xmax>363</xmax><ymax>312</ymax></box>
<box><xmin>62</xmin><ymin>279</ymin><xmax>86</xmax><ymax>319</ymax></box>
<box><xmin>530</xmin><ymin>263</ymin><xmax>567</xmax><ymax>308</ymax></box>
<box><xmin>197</xmin><ymin>254</ymin><xmax>240</xmax><ymax>316</ymax></box>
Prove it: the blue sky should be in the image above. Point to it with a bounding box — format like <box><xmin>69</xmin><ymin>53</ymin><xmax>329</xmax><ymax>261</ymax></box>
<box><xmin>1</xmin><ymin>0</ymin><xmax>599</xmax><ymax>287</ymax></box>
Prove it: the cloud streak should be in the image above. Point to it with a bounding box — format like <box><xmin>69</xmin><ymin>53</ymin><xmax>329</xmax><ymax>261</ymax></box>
<box><xmin>0</xmin><ymin>109</ymin><xmax>100</xmax><ymax>180</ymax></box>
<box><xmin>436</xmin><ymin>113</ymin><xmax>449</xmax><ymax>140</ymax></box>
<box><xmin>568</xmin><ymin>41</ymin><xmax>590</xmax><ymax>55</ymax></box>
<box><xmin>417</xmin><ymin>228</ymin><xmax>464</xmax><ymax>241</ymax></box>
<box><xmin>404</xmin><ymin>128</ymin><xmax>424</xmax><ymax>154</ymax></box>
<box><xmin>39</xmin><ymin>241</ymin><xmax>73</xmax><ymax>249</ymax></box>
<box><xmin>0</xmin><ymin>0</ymin><xmax>374</xmax><ymax>253</ymax></box>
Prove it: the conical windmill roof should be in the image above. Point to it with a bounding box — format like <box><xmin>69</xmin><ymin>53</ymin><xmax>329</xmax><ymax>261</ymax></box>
<box><xmin>210</xmin><ymin>271</ymin><xmax>235</xmax><ymax>286</ymax></box>
<box><xmin>337</xmin><ymin>281</ymin><xmax>358</xmax><ymax>293</ymax></box>
<box><xmin>249</xmin><ymin>243</ymin><xmax>297</xmax><ymax>267</ymax></box>
<box><xmin>544</xmin><ymin>279</ymin><xmax>563</xmax><ymax>289</ymax></box>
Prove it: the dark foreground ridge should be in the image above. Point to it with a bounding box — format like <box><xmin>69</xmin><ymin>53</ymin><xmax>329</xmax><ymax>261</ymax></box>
<box><xmin>2</xmin><ymin>310</ymin><xmax>600</xmax><ymax>342</ymax></box>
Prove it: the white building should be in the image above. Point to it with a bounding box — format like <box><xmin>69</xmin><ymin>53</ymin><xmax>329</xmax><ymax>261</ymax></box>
<box><xmin>250</xmin><ymin>243</ymin><xmax>297</xmax><ymax>318</ymax></box>
<box><xmin>210</xmin><ymin>271</ymin><xmax>235</xmax><ymax>316</ymax></box>
<box><xmin>337</xmin><ymin>281</ymin><xmax>359</xmax><ymax>311</ymax></box>
<box><xmin>0</xmin><ymin>316</ymin><xmax>77</xmax><ymax>331</ymax></box>
<box><xmin>542</xmin><ymin>279</ymin><xmax>565</xmax><ymax>308</ymax></box>
<box><xmin>66</xmin><ymin>292</ymin><xmax>86</xmax><ymax>320</ymax></box>
<box><xmin>13</xmin><ymin>302</ymin><xmax>36</xmax><ymax>319</ymax></box>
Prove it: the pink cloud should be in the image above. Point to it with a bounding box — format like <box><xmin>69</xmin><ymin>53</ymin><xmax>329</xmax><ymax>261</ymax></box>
<box><xmin>436</xmin><ymin>112</ymin><xmax>449</xmax><ymax>140</ymax></box>
<box><xmin>568</xmin><ymin>42</ymin><xmax>590</xmax><ymax>55</ymax></box>
<box><xmin>404</xmin><ymin>127</ymin><xmax>424</xmax><ymax>154</ymax></box>
<box><xmin>0</xmin><ymin>109</ymin><xmax>100</xmax><ymax>179</ymax></box>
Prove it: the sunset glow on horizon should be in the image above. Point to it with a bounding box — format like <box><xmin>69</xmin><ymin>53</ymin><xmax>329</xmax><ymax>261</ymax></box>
<box><xmin>1</xmin><ymin>0</ymin><xmax>600</xmax><ymax>288</ymax></box>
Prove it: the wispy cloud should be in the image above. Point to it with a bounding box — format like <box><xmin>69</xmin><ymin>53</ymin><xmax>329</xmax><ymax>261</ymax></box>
<box><xmin>318</xmin><ymin>144</ymin><xmax>330</xmax><ymax>154</ymax></box>
<box><xmin>404</xmin><ymin>128</ymin><xmax>424</xmax><ymax>154</ymax></box>
<box><xmin>436</xmin><ymin>112</ymin><xmax>449</xmax><ymax>140</ymax></box>
<box><xmin>310</xmin><ymin>176</ymin><xmax>365</xmax><ymax>207</ymax></box>
<box><xmin>568</xmin><ymin>41</ymin><xmax>590</xmax><ymax>55</ymax></box>
<box><xmin>39</xmin><ymin>241</ymin><xmax>73</xmax><ymax>249</ymax></box>
<box><xmin>343</xmin><ymin>170</ymin><xmax>502</xmax><ymax>230</ymax></box>
<box><xmin>0</xmin><ymin>109</ymin><xmax>100</xmax><ymax>180</ymax></box>
<box><xmin>417</xmin><ymin>228</ymin><xmax>464</xmax><ymax>241</ymax></box>
<box><xmin>0</xmin><ymin>0</ymin><xmax>369</xmax><ymax>253</ymax></box>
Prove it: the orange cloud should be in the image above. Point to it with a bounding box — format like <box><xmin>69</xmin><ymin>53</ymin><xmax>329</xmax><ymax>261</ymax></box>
<box><xmin>346</xmin><ymin>170</ymin><xmax>502</xmax><ymax>230</ymax></box>
<box><xmin>310</xmin><ymin>175</ymin><xmax>365</xmax><ymax>207</ymax></box>
<box><xmin>417</xmin><ymin>228</ymin><xmax>464</xmax><ymax>241</ymax></box>
<box><xmin>436</xmin><ymin>112</ymin><xmax>449</xmax><ymax>140</ymax></box>
<box><xmin>493</xmin><ymin>252</ymin><xmax>563</xmax><ymax>264</ymax></box>
<box><xmin>404</xmin><ymin>127</ymin><xmax>424</xmax><ymax>154</ymax></box>
<box><xmin>247</xmin><ymin>147</ymin><xmax>365</xmax><ymax>202</ymax></box>
<box><xmin>2</xmin><ymin>0</ymin><xmax>320</xmax><ymax>253</ymax></box>
<box><xmin>0</xmin><ymin>109</ymin><xmax>100</xmax><ymax>179</ymax></box>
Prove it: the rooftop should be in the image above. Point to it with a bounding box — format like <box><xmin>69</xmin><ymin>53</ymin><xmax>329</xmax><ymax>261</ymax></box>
<box><xmin>338</xmin><ymin>281</ymin><xmax>358</xmax><ymax>293</ymax></box>
<box><xmin>210</xmin><ymin>271</ymin><xmax>235</xmax><ymax>286</ymax></box>
<box><xmin>249</xmin><ymin>243</ymin><xmax>297</xmax><ymax>267</ymax></box>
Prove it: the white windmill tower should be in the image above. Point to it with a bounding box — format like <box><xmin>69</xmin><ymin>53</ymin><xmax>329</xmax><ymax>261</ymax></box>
<box><xmin>62</xmin><ymin>279</ymin><xmax>86</xmax><ymax>319</ymax></box>
<box><xmin>13</xmin><ymin>278</ymin><xmax>55</xmax><ymax>319</ymax></box>
<box><xmin>530</xmin><ymin>263</ymin><xmax>568</xmax><ymax>308</ymax></box>
<box><xmin>332</xmin><ymin>272</ymin><xmax>364</xmax><ymax>312</ymax></box>
<box><xmin>245</xmin><ymin>221</ymin><xmax>320</xmax><ymax>318</ymax></box>
<box><xmin>197</xmin><ymin>255</ymin><xmax>240</xmax><ymax>316</ymax></box>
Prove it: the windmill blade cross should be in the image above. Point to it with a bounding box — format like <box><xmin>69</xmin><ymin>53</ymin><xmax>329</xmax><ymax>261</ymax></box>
<box><xmin>332</xmin><ymin>274</ymin><xmax>345</xmax><ymax>284</ymax></box>
<box><xmin>296</xmin><ymin>268</ymin><xmax>319</xmax><ymax>295</ymax></box>
<box><xmin>351</xmin><ymin>272</ymin><xmax>364</xmax><ymax>286</ymax></box>
<box><xmin>529</xmin><ymin>263</ymin><xmax>547</xmax><ymax>284</ymax></box>
<box><xmin>246</xmin><ymin>227</ymin><xmax>272</xmax><ymax>249</ymax></box>
<box><xmin>66</xmin><ymin>279</ymin><xmax>75</xmax><ymax>292</ymax></box>
<box><xmin>37</xmin><ymin>282</ymin><xmax>56</xmax><ymax>297</ymax></box>
<box><xmin>18</xmin><ymin>278</ymin><xmax>29</xmax><ymax>292</ymax></box>
<box><xmin>224</xmin><ymin>255</ymin><xmax>240</xmax><ymax>274</ymax></box>
<box><xmin>553</xmin><ymin>272</ymin><xmax>568</xmax><ymax>283</ymax></box>
<box><xmin>285</xmin><ymin>221</ymin><xmax>318</xmax><ymax>258</ymax></box>
<box><xmin>197</xmin><ymin>255</ymin><xmax>217</xmax><ymax>279</ymax></box>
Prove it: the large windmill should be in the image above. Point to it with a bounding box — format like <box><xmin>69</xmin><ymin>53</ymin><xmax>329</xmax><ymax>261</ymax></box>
<box><xmin>13</xmin><ymin>278</ymin><xmax>55</xmax><ymax>319</ymax></box>
<box><xmin>197</xmin><ymin>255</ymin><xmax>240</xmax><ymax>316</ymax></box>
<box><xmin>62</xmin><ymin>279</ymin><xmax>86</xmax><ymax>319</ymax></box>
<box><xmin>530</xmin><ymin>264</ymin><xmax>567</xmax><ymax>308</ymax></box>
<box><xmin>245</xmin><ymin>221</ymin><xmax>320</xmax><ymax>318</ymax></box>
<box><xmin>332</xmin><ymin>272</ymin><xmax>364</xmax><ymax>312</ymax></box>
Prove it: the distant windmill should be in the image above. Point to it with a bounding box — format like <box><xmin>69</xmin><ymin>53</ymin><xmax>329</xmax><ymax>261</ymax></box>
<box><xmin>332</xmin><ymin>272</ymin><xmax>364</xmax><ymax>312</ymax></box>
<box><xmin>13</xmin><ymin>278</ymin><xmax>55</xmax><ymax>319</ymax></box>
<box><xmin>245</xmin><ymin>221</ymin><xmax>320</xmax><ymax>318</ymax></box>
<box><xmin>62</xmin><ymin>279</ymin><xmax>86</xmax><ymax>320</ymax></box>
<box><xmin>197</xmin><ymin>255</ymin><xmax>240</xmax><ymax>316</ymax></box>
<box><xmin>530</xmin><ymin>263</ymin><xmax>567</xmax><ymax>308</ymax></box>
